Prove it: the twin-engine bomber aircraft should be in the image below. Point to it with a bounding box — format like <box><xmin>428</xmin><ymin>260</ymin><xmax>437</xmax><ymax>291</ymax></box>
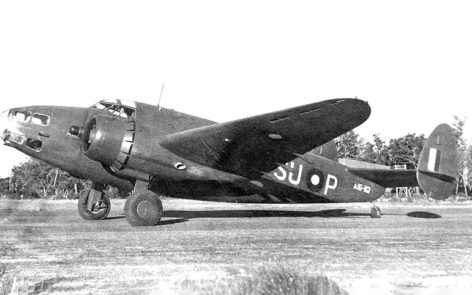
<box><xmin>0</xmin><ymin>98</ymin><xmax>457</xmax><ymax>226</ymax></box>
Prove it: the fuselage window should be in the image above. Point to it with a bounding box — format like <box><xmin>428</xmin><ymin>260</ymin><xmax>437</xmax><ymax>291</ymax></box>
<box><xmin>8</xmin><ymin>133</ymin><xmax>25</xmax><ymax>145</ymax></box>
<box><xmin>26</xmin><ymin>138</ymin><xmax>43</xmax><ymax>151</ymax></box>
<box><xmin>11</xmin><ymin>110</ymin><xmax>31</xmax><ymax>122</ymax></box>
<box><xmin>31</xmin><ymin>114</ymin><xmax>50</xmax><ymax>126</ymax></box>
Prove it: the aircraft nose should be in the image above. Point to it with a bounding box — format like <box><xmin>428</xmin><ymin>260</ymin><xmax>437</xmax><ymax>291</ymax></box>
<box><xmin>0</xmin><ymin>109</ymin><xmax>10</xmax><ymax>142</ymax></box>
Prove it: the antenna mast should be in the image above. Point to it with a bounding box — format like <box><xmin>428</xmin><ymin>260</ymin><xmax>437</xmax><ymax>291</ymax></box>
<box><xmin>157</xmin><ymin>83</ymin><xmax>165</xmax><ymax>109</ymax></box>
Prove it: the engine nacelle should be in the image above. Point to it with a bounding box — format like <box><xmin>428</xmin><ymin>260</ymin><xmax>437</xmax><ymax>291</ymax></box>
<box><xmin>82</xmin><ymin>115</ymin><xmax>135</xmax><ymax>169</ymax></box>
<box><xmin>81</xmin><ymin>108</ymin><xmax>210</xmax><ymax>183</ymax></box>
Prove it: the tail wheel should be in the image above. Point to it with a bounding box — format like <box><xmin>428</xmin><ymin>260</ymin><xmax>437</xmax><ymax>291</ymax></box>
<box><xmin>78</xmin><ymin>189</ymin><xmax>111</xmax><ymax>220</ymax></box>
<box><xmin>124</xmin><ymin>190</ymin><xmax>163</xmax><ymax>226</ymax></box>
<box><xmin>370</xmin><ymin>204</ymin><xmax>381</xmax><ymax>218</ymax></box>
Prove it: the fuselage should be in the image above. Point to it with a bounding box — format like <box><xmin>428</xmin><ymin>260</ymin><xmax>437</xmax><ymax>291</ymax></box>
<box><xmin>0</xmin><ymin>99</ymin><xmax>385</xmax><ymax>203</ymax></box>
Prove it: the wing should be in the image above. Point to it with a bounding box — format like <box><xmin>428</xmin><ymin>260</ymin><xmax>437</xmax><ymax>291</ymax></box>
<box><xmin>348</xmin><ymin>169</ymin><xmax>419</xmax><ymax>188</ymax></box>
<box><xmin>160</xmin><ymin>98</ymin><xmax>370</xmax><ymax>179</ymax></box>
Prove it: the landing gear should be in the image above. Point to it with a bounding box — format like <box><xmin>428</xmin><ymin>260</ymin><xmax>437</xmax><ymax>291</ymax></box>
<box><xmin>370</xmin><ymin>203</ymin><xmax>382</xmax><ymax>218</ymax></box>
<box><xmin>124</xmin><ymin>189</ymin><xmax>163</xmax><ymax>226</ymax></box>
<box><xmin>78</xmin><ymin>183</ymin><xmax>111</xmax><ymax>220</ymax></box>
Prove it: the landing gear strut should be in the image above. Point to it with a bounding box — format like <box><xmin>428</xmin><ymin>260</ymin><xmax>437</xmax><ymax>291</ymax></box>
<box><xmin>370</xmin><ymin>203</ymin><xmax>382</xmax><ymax>218</ymax></box>
<box><xmin>78</xmin><ymin>183</ymin><xmax>111</xmax><ymax>220</ymax></box>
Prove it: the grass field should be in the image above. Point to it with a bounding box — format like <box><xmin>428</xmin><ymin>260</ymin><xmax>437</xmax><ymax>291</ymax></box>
<box><xmin>1</xmin><ymin>199</ymin><xmax>472</xmax><ymax>294</ymax></box>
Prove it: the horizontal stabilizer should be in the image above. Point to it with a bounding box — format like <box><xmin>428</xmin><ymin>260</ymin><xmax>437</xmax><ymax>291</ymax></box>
<box><xmin>348</xmin><ymin>168</ymin><xmax>418</xmax><ymax>188</ymax></box>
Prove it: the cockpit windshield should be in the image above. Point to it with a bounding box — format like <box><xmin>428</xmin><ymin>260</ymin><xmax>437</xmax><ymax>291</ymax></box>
<box><xmin>91</xmin><ymin>99</ymin><xmax>136</xmax><ymax>119</ymax></box>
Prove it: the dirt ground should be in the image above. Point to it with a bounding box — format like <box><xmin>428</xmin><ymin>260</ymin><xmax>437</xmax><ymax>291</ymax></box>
<box><xmin>1</xmin><ymin>198</ymin><xmax>472</xmax><ymax>294</ymax></box>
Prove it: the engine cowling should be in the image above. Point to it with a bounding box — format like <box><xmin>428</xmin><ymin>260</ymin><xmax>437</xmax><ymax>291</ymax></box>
<box><xmin>80</xmin><ymin>111</ymin><xmax>198</xmax><ymax>182</ymax></box>
<box><xmin>82</xmin><ymin>115</ymin><xmax>135</xmax><ymax>170</ymax></box>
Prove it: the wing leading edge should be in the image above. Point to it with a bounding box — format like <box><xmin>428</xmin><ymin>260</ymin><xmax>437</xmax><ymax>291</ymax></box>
<box><xmin>160</xmin><ymin>98</ymin><xmax>370</xmax><ymax>179</ymax></box>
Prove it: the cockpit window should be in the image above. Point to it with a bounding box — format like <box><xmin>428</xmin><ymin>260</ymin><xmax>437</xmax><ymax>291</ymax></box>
<box><xmin>31</xmin><ymin>114</ymin><xmax>50</xmax><ymax>126</ymax></box>
<box><xmin>91</xmin><ymin>99</ymin><xmax>136</xmax><ymax>119</ymax></box>
<box><xmin>10</xmin><ymin>110</ymin><xmax>31</xmax><ymax>122</ymax></box>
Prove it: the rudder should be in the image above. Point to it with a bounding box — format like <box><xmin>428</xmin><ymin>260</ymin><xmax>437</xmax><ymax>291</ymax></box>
<box><xmin>417</xmin><ymin>124</ymin><xmax>458</xmax><ymax>200</ymax></box>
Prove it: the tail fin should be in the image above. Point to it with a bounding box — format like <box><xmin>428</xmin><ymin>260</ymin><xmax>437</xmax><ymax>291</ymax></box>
<box><xmin>417</xmin><ymin>124</ymin><xmax>458</xmax><ymax>200</ymax></box>
<box><xmin>310</xmin><ymin>140</ymin><xmax>338</xmax><ymax>161</ymax></box>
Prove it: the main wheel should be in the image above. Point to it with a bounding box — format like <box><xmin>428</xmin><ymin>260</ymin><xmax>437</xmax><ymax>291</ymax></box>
<box><xmin>78</xmin><ymin>189</ymin><xmax>111</xmax><ymax>220</ymax></box>
<box><xmin>124</xmin><ymin>190</ymin><xmax>163</xmax><ymax>226</ymax></box>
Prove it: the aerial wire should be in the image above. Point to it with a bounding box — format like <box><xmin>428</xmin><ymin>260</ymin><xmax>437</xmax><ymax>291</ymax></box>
<box><xmin>157</xmin><ymin>83</ymin><xmax>165</xmax><ymax>110</ymax></box>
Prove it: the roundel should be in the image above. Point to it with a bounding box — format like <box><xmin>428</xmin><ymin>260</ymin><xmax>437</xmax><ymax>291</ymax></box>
<box><xmin>306</xmin><ymin>168</ymin><xmax>324</xmax><ymax>192</ymax></box>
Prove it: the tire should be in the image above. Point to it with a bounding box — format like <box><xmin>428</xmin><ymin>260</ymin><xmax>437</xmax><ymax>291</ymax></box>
<box><xmin>370</xmin><ymin>206</ymin><xmax>381</xmax><ymax>218</ymax></box>
<box><xmin>124</xmin><ymin>190</ymin><xmax>163</xmax><ymax>226</ymax></box>
<box><xmin>78</xmin><ymin>189</ymin><xmax>111</xmax><ymax>220</ymax></box>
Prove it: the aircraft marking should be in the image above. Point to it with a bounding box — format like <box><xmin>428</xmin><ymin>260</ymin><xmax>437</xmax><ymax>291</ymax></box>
<box><xmin>353</xmin><ymin>183</ymin><xmax>371</xmax><ymax>194</ymax></box>
<box><xmin>273</xmin><ymin>164</ymin><xmax>289</xmax><ymax>181</ymax></box>
<box><xmin>324</xmin><ymin>174</ymin><xmax>338</xmax><ymax>195</ymax></box>
<box><xmin>311</xmin><ymin>175</ymin><xmax>320</xmax><ymax>185</ymax></box>
<box><xmin>274</xmin><ymin>163</ymin><xmax>338</xmax><ymax>195</ymax></box>
<box><xmin>287</xmin><ymin>162</ymin><xmax>303</xmax><ymax>185</ymax></box>
<box><xmin>427</xmin><ymin>147</ymin><xmax>441</xmax><ymax>172</ymax></box>
<box><xmin>274</xmin><ymin>162</ymin><xmax>303</xmax><ymax>185</ymax></box>
<box><xmin>305</xmin><ymin>168</ymin><xmax>324</xmax><ymax>192</ymax></box>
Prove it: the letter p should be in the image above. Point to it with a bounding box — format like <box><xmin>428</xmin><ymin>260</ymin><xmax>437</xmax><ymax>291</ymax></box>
<box><xmin>324</xmin><ymin>174</ymin><xmax>338</xmax><ymax>195</ymax></box>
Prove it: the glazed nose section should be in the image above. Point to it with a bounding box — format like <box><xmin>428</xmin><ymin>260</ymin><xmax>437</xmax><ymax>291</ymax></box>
<box><xmin>0</xmin><ymin>109</ymin><xmax>9</xmax><ymax>141</ymax></box>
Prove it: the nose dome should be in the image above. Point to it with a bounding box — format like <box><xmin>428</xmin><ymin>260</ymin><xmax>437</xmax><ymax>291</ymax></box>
<box><xmin>0</xmin><ymin>109</ymin><xmax>10</xmax><ymax>141</ymax></box>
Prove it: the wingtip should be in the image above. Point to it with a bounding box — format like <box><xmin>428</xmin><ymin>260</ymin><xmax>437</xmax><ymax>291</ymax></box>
<box><xmin>345</xmin><ymin>97</ymin><xmax>371</xmax><ymax>117</ymax></box>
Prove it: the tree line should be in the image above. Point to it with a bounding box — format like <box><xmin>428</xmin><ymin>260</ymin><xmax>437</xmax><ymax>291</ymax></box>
<box><xmin>0</xmin><ymin>160</ymin><xmax>89</xmax><ymax>199</ymax></box>
<box><xmin>336</xmin><ymin>131</ymin><xmax>425</xmax><ymax>170</ymax></box>
<box><xmin>1</xmin><ymin>117</ymin><xmax>471</xmax><ymax>199</ymax></box>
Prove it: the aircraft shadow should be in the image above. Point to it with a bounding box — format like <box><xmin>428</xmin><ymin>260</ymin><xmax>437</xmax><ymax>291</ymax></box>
<box><xmin>159</xmin><ymin>218</ymin><xmax>189</xmax><ymax>225</ymax></box>
<box><xmin>105</xmin><ymin>208</ymin><xmax>422</xmax><ymax>223</ymax></box>
<box><xmin>105</xmin><ymin>215</ymin><xmax>189</xmax><ymax>225</ymax></box>
<box><xmin>162</xmin><ymin>209</ymin><xmax>373</xmax><ymax>219</ymax></box>
<box><xmin>104</xmin><ymin>216</ymin><xmax>125</xmax><ymax>220</ymax></box>
<box><xmin>406</xmin><ymin>211</ymin><xmax>442</xmax><ymax>219</ymax></box>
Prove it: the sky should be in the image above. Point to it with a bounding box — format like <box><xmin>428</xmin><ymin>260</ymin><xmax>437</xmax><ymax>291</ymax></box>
<box><xmin>1</xmin><ymin>0</ymin><xmax>472</xmax><ymax>177</ymax></box>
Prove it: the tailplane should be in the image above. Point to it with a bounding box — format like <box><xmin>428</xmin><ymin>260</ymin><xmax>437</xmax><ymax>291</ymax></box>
<box><xmin>417</xmin><ymin>124</ymin><xmax>458</xmax><ymax>199</ymax></box>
